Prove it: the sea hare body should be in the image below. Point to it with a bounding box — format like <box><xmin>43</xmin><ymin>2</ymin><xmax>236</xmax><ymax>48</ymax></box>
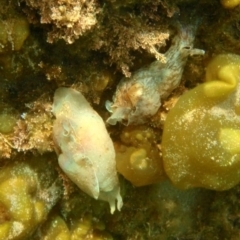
<box><xmin>162</xmin><ymin>54</ymin><xmax>240</xmax><ymax>190</ymax></box>
<box><xmin>106</xmin><ymin>23</ymin><xmax>205</xmax><ymax>125</ymax></box>
<box><xmin>52</xmin><ymin>87</ymin><xmax>122</xmax><ymax>213</ymax></box>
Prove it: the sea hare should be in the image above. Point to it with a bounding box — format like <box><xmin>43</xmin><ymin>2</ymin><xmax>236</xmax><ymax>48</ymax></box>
<box><xmin>162</xmin><ymin>54</ymin><xmax>240</xmax><ymax>191</ymax></box>
<box><xmin>106</xmin><ymin>23</ymin><xmax>204</xmax><ymax>125</ymax></box>
<box><xmin>52</xmin><ymin>87</ymin><xmax>122</xmax><ymax>213</ymax></box>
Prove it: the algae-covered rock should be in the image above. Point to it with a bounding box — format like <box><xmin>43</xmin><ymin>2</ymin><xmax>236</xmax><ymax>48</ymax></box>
<box><xmin>34</xmin><ymin>213</ymin><xmax>113</xmax><ymax>240</ymax></box>
<box><xmin>1</xmin><ymin>0</ymin><xmax>240</xmax><ymax>239</ymax></box>
<box><xmin>0</xmin><ymin>17</ymin><xmax>29</xmax><ymax>53</ymax></box>
<box><xmin>35</xmin><ymin>215</ymin><xmax>71</xmax><ymax>240</ymax></box>
<box><xmin>0</xmin><ymin>154</ymin><xmax>62</xmax><ymax>240</ymax></box>
<box><xmin>0</xmin><ymin>108</ymin><xmax>17</xmax><ymax>134</ymax></box>
<box><xmin>71</xmin><ymin>214</ymin><xmax>113</xmax><ymax>240</ymax></box>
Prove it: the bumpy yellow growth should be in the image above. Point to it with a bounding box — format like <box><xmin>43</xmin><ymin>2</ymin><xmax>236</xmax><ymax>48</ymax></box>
<box><xmin>41</xmin><ymin>215</ymin><xmax>71</xmax><ymax>240</ymax></box>
<box><xmin>71</xmin><ymin>214</ymin><xmax>113</xmax><ymax>240</ymax></box>
<box><xmin>0</xmin><ymin>111</ymin><xmax>16</xmax><ymax>134</ymax></box>
<box><xmin>0</xmin><ymin>156</ymin><xmax>60</xmax><ymax>240</ymax></box>
<box><xmin>0</xmin><ymin>17</ymin><xmax>29</xmax><ymax>53</ymax></box>
<box><xmin>40</xmin><ymin>214</ymin><xmax>112</xmax><ymax>240</ymax></box>
<box><xmin>115</xmin><ymin>125</ymin><xmax>166</xmax><ymax>186</ymax></box>
<box><xmin>221</xmin><ymin>0</ymin><xmax>240</xmax><ymax>8</ymax></box>
<box><xmin>162</xmin><ymin>54</ymin><xmax>240</xmax><ymax>190</ymax></box>
<box><xmin>0</xmin><ymin>165</ymin><xmax>47</xmax><ymax>239</ymax></box>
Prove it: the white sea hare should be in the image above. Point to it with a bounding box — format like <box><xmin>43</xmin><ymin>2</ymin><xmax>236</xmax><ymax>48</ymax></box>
<box><xmin>52</xmin><ymin>87</ymin><xmax>122</xmax><ymax>213</ymax></box>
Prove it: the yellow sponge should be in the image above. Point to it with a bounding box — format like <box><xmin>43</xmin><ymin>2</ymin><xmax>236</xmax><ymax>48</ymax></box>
<box><xmin>162</xmin><ymin>54</ymin><xmax>240</xmax><ymax>190</ymax></box>
<box><xmin>220</xmin><ymin>0</ymin><xmax>240</xmax><ymax>8</ymax></box>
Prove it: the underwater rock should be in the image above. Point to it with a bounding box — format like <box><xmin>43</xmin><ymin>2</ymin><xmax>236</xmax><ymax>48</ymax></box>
<box><xmin>149</xmin><ymin>180</ymin><xmax>210</xmax><ymax>238</ymax></box>
<box><xmin>106</xmin><ymin>23</ymin><xmax>205</xmax><ymax>125</ymax></box>
<box><xmin>52</xmin><ymin>87</ymin><xmax>122</xmax><ymax>214</ymax></box>
<box><xmin>0</xmin><ymin>108</ymin><xmax>16</xmax><ymax>134</ymax></box>
<box><xmin>24</xmin><ymin>0</ymin><xmax>100</xmax><ymax>44</ymax></box>
<box><xmin>0</xmin><ymin>17</ymin><xmax>29</xmax><ymax>53</ymax></box>
<box><xmin>0</xmin><ymin>154</ymin><xmax>61</xmax><ymax>240</ymax></box>
<box><xmin>162</xmin><ymin>54</ymin><xmax>240</xmax><ymax>190</ymax></box>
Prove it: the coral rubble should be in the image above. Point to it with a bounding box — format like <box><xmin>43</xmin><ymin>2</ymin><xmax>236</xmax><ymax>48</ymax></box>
<box><xmin>24</xmin><ymin>0</ymin><xmax>100</xmax><ymax>44</ymax></box>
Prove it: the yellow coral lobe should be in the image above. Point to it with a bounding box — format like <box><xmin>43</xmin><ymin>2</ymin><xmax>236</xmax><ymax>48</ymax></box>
<box><xmin>71</xmin><ymin>215</ymin><xmax>113</xmax><ymax>240</ymax></box>
<box><xmin>204</xmin><ymin>54</ymin><xmax>240</xmax><ymax>98</ymax></box>
<box><xmin>130</xmin><ymin>148</ymin><xmax>148</xmax><ymax>171</ymax></box>
<box><xmin>0</xmin><ymin>112</ymin><xmax>16</xmax><ymax>134</ymax></box>
<box><xmin>162</xmin><ymin>54</ymin><xmax>240</xmax><ymax>191</ymax></box>
<box><xmin>11</xmin><ymin>18</ymin><xmax>30</xmax><ymax>51</ymax></box>
<box><xmin>34</xmin><ymin>201</ymin><xmax>47</xmax><ymax>222</ymax></box>
<box><xmin>41</xmin><ymin>216</ymin><xmax>70</xmax><ymax>240</ymax></box>
<box><xmin>220</xmin><ymin>0</ymin><xmax>240</xmax><ymax>8</ymax></box>
<box><xmin>0</xmin><ymin>158</ymin><xmax>60</xmax><ymax>240</ymax></box>
<box><xmin>0</xmin><ymin>178</ymin><xmax>34</xmax><ymax>222</ymax></box>
<box><xmin>71</xmin><ymin>216</ymin><xmax>92</xmax><ymax>239</ymax></box>
<box><xmin>115</xmin><ymin>125</ymin><xmax>165</xmax><ymax>186</ymax></box>
<box><xmin>0</xmin><ymin>17</ymin><xmax>29</xmax><ymax>53</ymax></box>
<box><xmin>219</xmin><ymin>128</ymin><xmax>240</xmax><ymax>155</ymax></box>
<box><xmin>0</xmin><ymin>223</ymin><xmax>11</xmax><ymax>240</ymax></box>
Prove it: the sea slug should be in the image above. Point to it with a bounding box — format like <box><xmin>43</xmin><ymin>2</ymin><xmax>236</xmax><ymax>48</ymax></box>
<box><xmin>52</xmin><ymin>87</ymin><xmax>123</xmax><ymax>213</ymax></box>
<box><xmin>106</xmin><ymin>23</ymin><xmax>205</xmax><ymax>125</ymax></box>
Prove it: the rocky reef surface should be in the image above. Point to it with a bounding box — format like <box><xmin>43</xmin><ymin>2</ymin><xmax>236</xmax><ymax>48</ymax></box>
<box><xmin>1</xmin><ymin>0</ymin><xmax>240</xmax><ymax>239</ymax></box>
